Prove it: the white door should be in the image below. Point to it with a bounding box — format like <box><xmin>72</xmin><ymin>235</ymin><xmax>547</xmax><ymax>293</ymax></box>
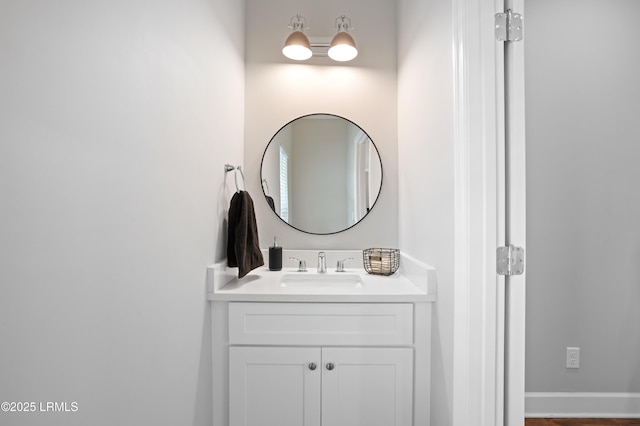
<box><xmin>229</xmin><ymin>346</ymin><xmax>321</xmax><ymax>426</ymax></box>
<box><xmin>321</xmin><ymin>347</ymin><xmax>413</xmax><ymax>426</ymax></box>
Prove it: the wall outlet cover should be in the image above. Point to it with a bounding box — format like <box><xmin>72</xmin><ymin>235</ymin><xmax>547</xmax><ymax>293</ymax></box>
<box><xmin>566</xmin><ymin>347</ymin><xmax>580</xmax><ymax>369</ymax></box>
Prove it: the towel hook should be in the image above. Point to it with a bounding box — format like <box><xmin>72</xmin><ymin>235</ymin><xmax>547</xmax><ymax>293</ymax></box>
<box><xmin>224</xmin><ymin>164</ymin><xmax>246</xmax><ymax>192</ymax></box>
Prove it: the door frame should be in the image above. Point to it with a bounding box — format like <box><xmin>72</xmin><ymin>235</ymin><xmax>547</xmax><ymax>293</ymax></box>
<box><xmin>503</xmin><ymin>0</ymin><xmax>527</xmax><ymax>423</ymax></box>
<box><xmin>451</xmin><ymin>0</ymin><xmax>526</xmax><ymax>424</ymax></box>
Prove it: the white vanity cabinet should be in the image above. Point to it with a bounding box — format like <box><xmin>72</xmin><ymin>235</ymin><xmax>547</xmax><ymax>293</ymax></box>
<box><xmin>230</xmin><ymin>346</ymin><xmax>413</xmax><ymax>426</ymax></box>
<box><xmin>208</xmin><ymin>258</ymin><xmax>435</xmax><ymax>426</ymax></box>
<box><xmin>229</xmin><ymin>346</ymin><xmax>321</xmax><ymax>426</ymax></box>
<box><xmin>226</xmin><ymin>302</ymin><xmax>418</xmax><ymax>426</ymax></box>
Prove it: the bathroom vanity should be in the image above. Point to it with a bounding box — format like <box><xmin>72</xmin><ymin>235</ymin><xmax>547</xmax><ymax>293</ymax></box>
<box><xmin>207</xmin><ymin>250</ymin><xmax>436</xmax><ymax>426</ymax></box>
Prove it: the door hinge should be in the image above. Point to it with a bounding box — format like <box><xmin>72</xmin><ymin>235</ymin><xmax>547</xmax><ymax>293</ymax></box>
<box><xmin>495</xmin><ymin>10</ymin><xmax>523</xmax><ymax>42</ymax></box>
<box><xmin>497</xmin><ymin>245</ymin><xmax>524</xmax><ymax>276</ymax></box>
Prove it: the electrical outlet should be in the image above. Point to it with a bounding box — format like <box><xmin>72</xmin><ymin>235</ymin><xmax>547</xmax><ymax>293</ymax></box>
<box><xmin>566</xmin><ymin>347</ymin><xmax>580</xmax><ymax>369</ymax></box>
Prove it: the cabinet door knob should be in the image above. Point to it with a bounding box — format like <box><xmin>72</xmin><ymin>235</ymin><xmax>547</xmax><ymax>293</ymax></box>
<box><xmin>308</xmin><ymin>363</ymin><xmax>317</xmax><ymax>371</ymax></box>
<box><xmin>326</xmin><ymin>363</ymin><xmax>335</xmax><ymax>371</ymax></box>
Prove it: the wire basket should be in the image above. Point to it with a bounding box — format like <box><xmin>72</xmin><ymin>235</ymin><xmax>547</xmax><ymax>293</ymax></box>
<box><xmin>363</xmin><ymin>248</ymin><xmax>400</xmax><ymax>276</ymax></box>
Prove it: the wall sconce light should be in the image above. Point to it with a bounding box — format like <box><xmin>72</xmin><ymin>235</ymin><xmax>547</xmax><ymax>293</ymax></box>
<box><xmin>328</xmin><ymin>15</ymin><xmax>358</xmax><ymax>62</ymax></box>
<box><xmin>282</xmin><ymin>14</ymin><xmax>358</xmax><ymax>62</ymax></box>
<box><xmin>282</xmin><ymin>15</ymin><xmax>312</xmax><ymax>61</ymax></box>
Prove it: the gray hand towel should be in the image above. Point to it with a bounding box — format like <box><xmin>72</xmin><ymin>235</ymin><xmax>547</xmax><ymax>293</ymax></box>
<box><xmin>227</xmin><ymin>190</ymin><xmax>264</xmax><ymax>278</ymax></box>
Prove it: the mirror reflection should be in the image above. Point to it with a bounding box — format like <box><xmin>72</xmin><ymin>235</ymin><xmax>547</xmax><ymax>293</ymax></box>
<box><xmin>260</xmin><ymin>114</ymin><xmax>383</xmax><ymax>235</ymax></box>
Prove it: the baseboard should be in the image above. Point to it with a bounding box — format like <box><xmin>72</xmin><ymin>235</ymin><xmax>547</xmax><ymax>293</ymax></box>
<box><xmin>525</xmin><ymin>392</ymin><xmax>640</xmax><ymax>418</ymax></box>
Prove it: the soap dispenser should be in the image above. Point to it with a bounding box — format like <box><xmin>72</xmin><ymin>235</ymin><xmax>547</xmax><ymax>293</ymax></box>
<box><xmin>269</xmin><ymin>237</ymin><xmax>282</xmax><ymax>271</ymax></box>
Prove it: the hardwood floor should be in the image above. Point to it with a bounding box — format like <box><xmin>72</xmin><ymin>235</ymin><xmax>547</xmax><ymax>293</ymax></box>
<box><xmin>526</xmin><ymin>419</ymin><xmax>640</xmax><ymax>426</ymax></box>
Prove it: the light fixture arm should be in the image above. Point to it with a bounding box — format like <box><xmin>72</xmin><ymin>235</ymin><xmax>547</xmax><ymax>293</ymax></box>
<box><xmin>334</xmin><ymin>15</ymin><xmax>353</xmax><ymax>33</ymax></box>
<box><xmin>288</xmin><ymin>14</ymin><xmax>308</xmax><ymax>32</ymax></box>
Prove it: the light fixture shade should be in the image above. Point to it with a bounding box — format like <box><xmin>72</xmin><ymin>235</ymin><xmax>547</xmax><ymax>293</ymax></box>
<box><xmin>282</xmin><ymin>30</ymin><xmax>312</xmax><ymax>60</ymax></box>
<box><xmin>328</xmin><ymin>31</ymin><xmax>358</xmax><ymax>62</ymax></box>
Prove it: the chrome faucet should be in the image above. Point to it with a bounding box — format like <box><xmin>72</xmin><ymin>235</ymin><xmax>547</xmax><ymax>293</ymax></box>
<box><xmin>317</xmin><ymin>251</ymin><xmax>327</xmax><ymax>273</ymax></box>
<box><xmin>336</xmin><ymin>257</ymin><xmax>354</xmax><ymax>272</ymax></box>
<box><xmin>289</xmin><ymin>257</ymin><xmax>307</xmax><ymax>272</ymax></box>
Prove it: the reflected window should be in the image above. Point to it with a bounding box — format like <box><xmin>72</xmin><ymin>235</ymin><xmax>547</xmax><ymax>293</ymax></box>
<box><xmin>279</xmin><ymin>146</ymin><xmax>289</xmax><ymax>222</ymax></box>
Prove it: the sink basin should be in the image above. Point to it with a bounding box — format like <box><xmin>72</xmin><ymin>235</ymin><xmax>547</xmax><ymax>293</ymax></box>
<box><xmin>280</xmin><ymin>273</ymin><xmax>364</xmax><ymax>288</ymax></box>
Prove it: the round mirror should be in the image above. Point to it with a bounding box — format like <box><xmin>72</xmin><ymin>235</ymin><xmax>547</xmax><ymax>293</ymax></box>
<box><xmin>260</xmin><ymin>114</ymin><xmax>383</xmax><ymax>235</ymax></box>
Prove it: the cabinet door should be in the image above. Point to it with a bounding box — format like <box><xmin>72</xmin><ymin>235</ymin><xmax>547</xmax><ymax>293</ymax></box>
<box><xmin>321</xmin><ymin>347</ymin><xmax>413</xmax><ymax>426</ymax></box>
<box><xmin>229</xmin><ymin>346</ymin><xmax>321</xmax><ymax>426</ymax></box>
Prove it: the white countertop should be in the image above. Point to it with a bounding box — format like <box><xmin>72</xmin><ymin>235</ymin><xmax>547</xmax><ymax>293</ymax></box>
<box><xmin>207</xmin><ymin>252</ymin><xmax>437</xmax><ymax>303</ymax></box>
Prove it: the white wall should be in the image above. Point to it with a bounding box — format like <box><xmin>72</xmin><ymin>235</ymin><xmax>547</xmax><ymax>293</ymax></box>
<box><xmin>525</xmin><ymin>0</ymin><xmax>640</xmax><ymax>396</ymax></box>
<box><xmin>398</xmin><ymin>0</ymin><xmax>455</xmax><ymax>424</ymax></box>
<box><xmin>245</xmin><ymin>0</ymin><xmax>398</xmax><ymax>250</ymax></box>
<box><xmin>0</xmin><ymin>0</ymin><xmax>245</xmax><ymax>425</ymax></box>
